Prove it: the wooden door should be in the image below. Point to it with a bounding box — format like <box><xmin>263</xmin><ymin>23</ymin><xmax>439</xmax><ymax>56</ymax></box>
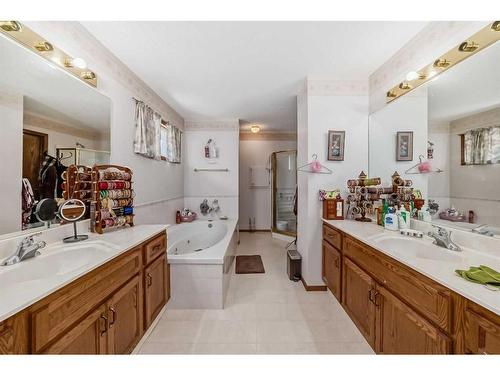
<box><xmin>144</xmin><ymin>254</ymin><xmax>168</xmax><ymax>329</ymax></box>
<box><xmin>23</xmin><ymin>129</ymin><xmax>48</xmax><ymax>200</ymax></box>
<box><xmin>342</xmin><ymin>257</ymin><xmax>376</xmax><ymax>348</ymax></box>
<box><xmin>375</xmin><ymin>286</ymin><xmax>451</xmax><ymax>354</ymax></box>
<box><xmin>43</xmin><ymin>305</ymin><xmax>108</xmax><ymax>354</ymax></box>
<box><xmin>107</xmin><ymin>275</ymin><xmax>143</xmax><ymax>354</ymax></box>
<box><xmin>465</xmin><ymin>309</ymin><xmax>500</xmax><ymax>354</ymax></box>
<box><xmin>322</xmin><ymin>240</ymin><xmax>341</xmax><ymax>301</ymax></box>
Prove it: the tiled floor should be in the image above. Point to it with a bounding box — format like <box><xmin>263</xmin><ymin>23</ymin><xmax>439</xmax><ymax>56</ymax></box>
<box><xmin>136</xmin><ymin>232</ymin><xmax>374</xmax><ymax>354</ymax></box>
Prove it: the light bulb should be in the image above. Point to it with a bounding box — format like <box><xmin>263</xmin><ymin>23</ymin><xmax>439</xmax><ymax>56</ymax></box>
<box><xmin>250</xmin><ymin>125</ymin><xmax>261</xmax><ymax>133</ymax></box>
<box><xmin>406</xmin><ymin>71</ymin><xmax>420</xmax><ymax>81</ymax></box>
<box><xmin>72</xmin><ymin>57</ymin><xmax>87</xmax><ymax>69</ymax></box>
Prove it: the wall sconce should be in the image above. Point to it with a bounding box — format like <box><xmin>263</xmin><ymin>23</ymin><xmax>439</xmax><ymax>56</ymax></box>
<box><xmin>433</xmin><ymin>58</ymin><xmax>451</xmax><ymax>68</ymax></box>
<box><xmin>492</xmin><ymin>21</ymin><xmax>500</xmax><ymax>31</ymax></box>
<box><xmin>0</xmin><ymin>21</ymin><xmax>22</xmax><ymax>32</ymax></box>
<box><xmin>34</xmin><ymin>41</ymin><xmax>53</xmax><ymax>52</ymax></box>
<box><xmin>399</xmin><ymin>82</ymin><xmax>411</xmax><ymax>90</ymax></box>
<box><xmin>458</xmin><ymin>41</ymin><xmax>479</xmax><ymax>52</ymax></box>
<box><xmin>80</xmin><ymin>71</ymin><xmax>96</xmax><ymax>80</ymax></box>
<box><xmin>386</xmin><ymin>90</ymin><xmax>397</xmax><ymax>99</ymax></box>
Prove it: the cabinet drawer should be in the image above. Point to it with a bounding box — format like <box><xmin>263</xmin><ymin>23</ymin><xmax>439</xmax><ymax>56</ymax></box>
<box><xmin>143</xmin><ymin>232</ymin><xmax>167</xmax><ymax>265</ymax></box>
<box><xmin>344</xmin><ymin>236</ymin><xmax>451</xmax><ymax>333</ymax></box>
<box><xmin>323</xmin><ymin>224</ymin><xmax>342</xmax><ymax>250</ymax></box>
<box><xmin>30</xmin><ymin>247</ymin><xmax>142</xmax><ymax>353</ymax></box>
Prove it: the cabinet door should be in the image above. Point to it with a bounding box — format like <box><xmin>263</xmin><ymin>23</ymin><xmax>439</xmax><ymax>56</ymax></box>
<box><xmin>107</xmin><ymin>275</ymin><xmax>143</xmax><ymax>354</ymax></box>
<box><xmin>375</xmin><ymin>286</ymin><xmax>451</xmax><ymax>354</ymax></box>
<box><xmin>43</xmin><ymin>305</ymin><xmax>108</xmax><ymax>354</ymax></box>
<box><xmin>0</xmin><ymin>311</ymin><xmax>29</xmax><ymax>354</ymax></box>
<box><xmin>322</xmin><ymin>240</ymin><xmax>341</xmax><ymax>301</ymax></box>
<box><xmin>145</xmin><ymin>254</ymin><xmax>168</xmax><ymax>328</ymax></box>
<box><xmin>465</xmin><ymin>309</ymin><xmax>500</xmax><ymax>354</ymax></box>
<box><xmin>342</xmin><ymin>257</ymin><xmax>376</xmax><ymax>348</ymax></box>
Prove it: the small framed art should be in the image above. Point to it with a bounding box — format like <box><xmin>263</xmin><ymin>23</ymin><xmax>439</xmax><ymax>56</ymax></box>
<box><xmin>396</xmin><ymin>131</ymin><xmax>413</xmax><ymax>161</ymax></box>
<box><xmin>327</xmin><ymin>130</ymin><xmax>345</xmax><ymax>161</ymax></box>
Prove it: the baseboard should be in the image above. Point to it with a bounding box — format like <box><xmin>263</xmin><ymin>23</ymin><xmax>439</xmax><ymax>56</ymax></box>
<box><xmin>239</xmin><ymin>229</ymin><xmax>271</xmax><ymax>232</ymax></box>
<box><xmin>301</xmin><ymin>277</ymin><xmax>327</xmax><ymax>291</ymax></box>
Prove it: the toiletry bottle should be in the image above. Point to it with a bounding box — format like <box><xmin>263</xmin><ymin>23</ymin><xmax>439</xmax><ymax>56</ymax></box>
<box><xmin>384</xmin><ymin>207</ymin><xmax>399</xmax><ymax>231</ymax></box>
<box><xmin>381</xmin><ymin>200</ymin><xmax>388</xmax><ymax>227</ymax></box>
<box><xmin>176</xmin><ymin>210</ymin><xmax>181</xmax><ymax>224</ymax></box>
<box><xmin>398</xmin><ymin>206</ymin><xmax>409</xmax><ymax>229</ymax></box>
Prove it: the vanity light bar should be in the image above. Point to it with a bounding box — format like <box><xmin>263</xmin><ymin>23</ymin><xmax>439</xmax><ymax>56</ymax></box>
<box><xmin>386</xmin><ymin>21</ymin><xmax>500</xmax><ymax>103</ymax></box>
<box><xmin>0</xmin><ymin>21</ymin><xmax>97</xmax><ymax>88</ymax></box>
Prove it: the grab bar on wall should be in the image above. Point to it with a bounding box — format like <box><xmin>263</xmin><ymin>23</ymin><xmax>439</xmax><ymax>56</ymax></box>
<box><xmin>193</xmin><ymin>168</ymin><xmax>229</xmax><ymax>172</ymax></box>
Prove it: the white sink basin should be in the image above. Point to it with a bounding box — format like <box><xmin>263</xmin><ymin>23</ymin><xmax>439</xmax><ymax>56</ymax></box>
<box><xmin>371</xmin><ymin>235</ymin><xmax>464</xmax><ymax>263</ymax></box>
<box><xmin>0</xmin><ymin>240</ymin><xmax>119</xmax><ymax>287</ymax></box>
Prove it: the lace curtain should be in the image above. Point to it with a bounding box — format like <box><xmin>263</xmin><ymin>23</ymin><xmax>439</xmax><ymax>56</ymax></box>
<box><xmin>463</xmin><ymin>125</ymin><xmax>500</xmax><ymax>165</ymax></box>
<box><xmin>163</xmin><ymin>122</ymin><xmax>182</xmax><ymax>163</ymax></box>
<box><xmin>134</xmin><ymin>99</ymin><xmax>162</xmax><ymax>159</ymax></box>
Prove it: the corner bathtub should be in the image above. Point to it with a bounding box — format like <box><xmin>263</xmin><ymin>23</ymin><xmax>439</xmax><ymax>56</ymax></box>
<box><xmin>166</xmin><ymin>219</ymin><xmax>237</xmax><ymax>309</ymax></box>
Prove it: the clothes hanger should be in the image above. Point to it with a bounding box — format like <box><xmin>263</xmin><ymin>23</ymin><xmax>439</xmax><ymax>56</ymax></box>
<box><xmin>297</xmin><ymin>154</ymin><xmax>333</xmax><ymax>174</ymax></box>
<box><xmin>58</xmin><ymin>151</ymin><xmax>74</xmax><ymax>161</ymax></box>
<box><xmin>405</xmin><ymin>155</ymin><xmax>444</xmax><ymax>175</ymax></box>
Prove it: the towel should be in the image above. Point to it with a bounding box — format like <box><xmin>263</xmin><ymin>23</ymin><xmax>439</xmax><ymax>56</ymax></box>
<box><xmin>455</xmin><ymin>265</ymin><xmax>500</xmax><ymax>290</ymax></box>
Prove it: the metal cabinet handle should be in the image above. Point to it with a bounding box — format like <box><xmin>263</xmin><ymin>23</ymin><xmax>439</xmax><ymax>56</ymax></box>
<box><xmin>147</xmin><ymin>273</ymin><xmax>153</xmax><ymax>287</ymax></box>
<box><xmin>100</xmin><ymin>314</ymin><xmax>108</xmax><ymax>336</ymax></box>
<box><xmin>109</xmin><ymin>307</ymin><xmax>116</xmax><ymax>327</ymax></box>
<box><xmin>373</xmin><ymin>291</ymin><xmax>381</xmax><ymax>307</ymax></box>
<box><xmin>334</xmin><ymin>258</ymin><xmax>340</xmax><ymax>268</ymax></box>
<box><xmin>368</xmin><ymin>288</ymin><xmax>374</xmax><ymax>303</ymax></box>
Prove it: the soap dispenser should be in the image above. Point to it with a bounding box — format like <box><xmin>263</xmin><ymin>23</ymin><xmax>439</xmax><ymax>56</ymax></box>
<box><xmin>384</xmin><ymin>207</ymin><xmax>399</xmax><ymax>231</ymax></box>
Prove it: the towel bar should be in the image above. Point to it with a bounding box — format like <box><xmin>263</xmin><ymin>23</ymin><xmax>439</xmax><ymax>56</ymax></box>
<box><xmin>193</xmin><ymin>168</ymin><xmax>229</xmax><ymax>172</ymax></box>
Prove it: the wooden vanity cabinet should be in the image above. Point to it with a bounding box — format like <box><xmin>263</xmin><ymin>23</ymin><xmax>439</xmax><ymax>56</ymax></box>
<box><xmin>323</xmin><ymin>222</ymin><xmax>500</xmax><ymax>354</ymax></box>
<box><xmin>464</xmin><ymin>301</ymin><xmax>500</xmax><ymax>354</ymax></box>
<box><xmin>342</xmin><ymin>257</ymin><xmax>376</xmax><ymax>347</ymax></box>
<box><xmin>375</xmin><ymin>286</ymin><xmax>451</xmax><ymax>354</ymax></box>
<box><xmin>0</xmin><ymin>311</ymin><xmax>29</xmax><ymax>354</ymax></box>
<box><xmin>144</xmin><ymin>254</ymin><xmax>168</xmax><ymax>329</ymax></box>
<box><xmin>0</xmin><ymin>230</ymin><xmax>169</xmax><ymax>355</ymax></box>
<box><xmin>322</xmin><ymin>240</ymin><xmax>342</xmax><ymax>301</ymax></box>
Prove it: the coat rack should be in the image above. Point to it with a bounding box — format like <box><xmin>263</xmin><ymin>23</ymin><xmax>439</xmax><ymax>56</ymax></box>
<box><xmin>405</xmin><ymin>155</ymin><xmax>444</xmax><ymax>175</ymax></box>
<box><xmin>297</xmin><ymin>154</ymin><xmax>332</xmax><ymax>174</ymax></box>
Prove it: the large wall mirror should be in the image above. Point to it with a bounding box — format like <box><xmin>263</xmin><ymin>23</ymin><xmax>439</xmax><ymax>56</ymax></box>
<box><xmin>369</xmin><ymin>39</ymin><xmax>500</xmax><ymax>237</ymax></box>
<box><xmin>0</xmin><ymin>33</ymin><xmax>111</xmax><ymax>237</ymax></box>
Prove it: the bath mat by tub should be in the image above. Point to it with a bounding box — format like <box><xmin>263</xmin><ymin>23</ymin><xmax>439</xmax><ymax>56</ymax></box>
<box><xmin>235</xmin><ymin>255</ymin><xmax>265</xmax><ymax>274</ymax></box>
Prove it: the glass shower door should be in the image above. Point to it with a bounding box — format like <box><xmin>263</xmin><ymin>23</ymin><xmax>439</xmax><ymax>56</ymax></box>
<box><xmin>271</xmin><ymin>150</ymin><xmax>297</xmax><ymax>236</ymax></box>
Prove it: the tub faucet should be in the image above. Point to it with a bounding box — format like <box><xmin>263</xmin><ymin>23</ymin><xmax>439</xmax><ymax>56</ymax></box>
<box><xmin>208</xmin><ymin>199</ymin><xmax>220</xmax><ymax>218</ymax></box>
<box><xmin>1</xmin><ymin>234</ymin><xmax>46</xmax><ymax>266</ymax></box>
<box><xmin>427</xmin><ymin>225</ymin><xmax>461</xmax><ymax>252</ymax></box>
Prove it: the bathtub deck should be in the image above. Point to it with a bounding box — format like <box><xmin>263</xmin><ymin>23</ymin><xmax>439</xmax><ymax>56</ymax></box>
<box><xmin>134</xmin><ymin>232</ymin><xmax>373</xmax><ymax>354</ymax></box>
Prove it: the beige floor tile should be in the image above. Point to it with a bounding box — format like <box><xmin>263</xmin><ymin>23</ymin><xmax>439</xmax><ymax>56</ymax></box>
<box><xmin>256</xmin><ymin>342</ymin><xmax>319</xmax><ymax>354</ymax></box>
<box><xmin>138</xmin><ymin>342</ymin><xmax>193</xmax><ymax>354</ymax></box>
<box><xmin>147</xmin><ymin>321</ymin><xmax>202</xmax><ymax>343</ymax></box>
<box><xmin>256</xmin><ymin>321</ymin><xmax>314</xmax><ymax>343</ymax></box>
<box><xmin>191</xmin><ymin>343</ymin><xmax>257</xmax><ymax>354</ymax></box>
<box><xmin>196</xmin><ymin>320</ymin><xmax>257</xmax><ymax>343</ymax></box>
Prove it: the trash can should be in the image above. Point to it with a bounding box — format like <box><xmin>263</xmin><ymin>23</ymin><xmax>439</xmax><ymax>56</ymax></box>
<box><xmin>287</xmin><ymin>249</ymin><xmax>302</xmax><ymax>282</ymax></box>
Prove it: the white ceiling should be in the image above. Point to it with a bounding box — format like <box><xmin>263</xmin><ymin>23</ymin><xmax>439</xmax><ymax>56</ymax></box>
<box><xmin>82</xmin><ymin>21</ymin><xmax>428</xmax><ymax>132</ymax></box>
<box><xmin>428</xmin><ymin>41</ymin><xmax>500</xmax><ymax>123</ymax></box>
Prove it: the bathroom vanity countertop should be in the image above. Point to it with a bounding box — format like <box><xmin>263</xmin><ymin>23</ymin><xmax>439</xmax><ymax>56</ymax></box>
<box><xmin>322</xmin><ymin>219</ymin><xmax>500</xmax><ymax>316</ymax></box>
<box><xmin>0</xmin><ymin>224</ymin><xmax>168</xmax><ymax>322</ymax></box>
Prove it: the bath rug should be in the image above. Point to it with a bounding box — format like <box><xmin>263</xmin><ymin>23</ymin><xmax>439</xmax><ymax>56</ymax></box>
<box><xmin>235</xmin><ymin>255</ymin><xmax>265</xmax><ymax>274</ymax></box>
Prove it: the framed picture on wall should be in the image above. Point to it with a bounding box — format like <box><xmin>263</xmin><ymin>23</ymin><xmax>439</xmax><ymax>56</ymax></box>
<box><xmin>396</xmin><ymin>131</ymin><xmax>413</xmax><ymax>161</ymax></box>
<box><xmin>327</xmin><ymin>130</ymin><xmax>345</xmax><ymax>161</ymax></box>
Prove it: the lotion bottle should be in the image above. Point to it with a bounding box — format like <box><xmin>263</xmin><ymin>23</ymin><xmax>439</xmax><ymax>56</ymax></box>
<box><xmin>384</xmin><ymin>207</ymin><xmax>399</xmax><ymax>231</ymax></box>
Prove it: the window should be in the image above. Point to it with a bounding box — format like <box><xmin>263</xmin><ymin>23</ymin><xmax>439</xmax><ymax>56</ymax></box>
<box><xmin>160</xmin><ymin>120</ymin><xmax>182</xmax><ymax>163</ymax></box>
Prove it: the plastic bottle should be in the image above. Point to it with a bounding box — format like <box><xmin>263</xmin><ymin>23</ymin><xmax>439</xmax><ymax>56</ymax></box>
<box><xmin>398</xmin><ymin>206</ymin><xmax>409</xmax><ymax>229</ymax></box>
<box><xmin>384</xmin><ymin>207</ymin><xmax>399</xmax><ymax>231</ymax></box>
<box><xmin>381</xmin><ymin>200</ymin><xmax>388</xmax><ymax>227</ymax></box>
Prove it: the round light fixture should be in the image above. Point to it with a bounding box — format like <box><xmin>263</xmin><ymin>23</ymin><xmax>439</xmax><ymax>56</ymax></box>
<box><xmin>405</xmin><ymin>71</ymin><xmax>420</xmax><ymax>81</ymax></box>
<box><xmin>250</xmin><ymin>125</ymin><xmax>261</xmax><ymax>133</ymax></box>
<box><xmin>72</xmin><ymin>58</ymin><xmax>87</xmax><ymax>69</ymax></box>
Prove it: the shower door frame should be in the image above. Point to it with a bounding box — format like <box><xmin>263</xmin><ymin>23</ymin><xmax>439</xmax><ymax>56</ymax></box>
<box><xmin>271</xmin><ymin>150</ymin><xmax>297</xmax><ymax>237</ymax></box>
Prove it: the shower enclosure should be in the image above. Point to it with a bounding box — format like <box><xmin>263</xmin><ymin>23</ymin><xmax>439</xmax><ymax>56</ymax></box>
<box><xmin>271</xmin><ymin>150</ymin><xmax>297</xmax><ymax>237</ymax></box>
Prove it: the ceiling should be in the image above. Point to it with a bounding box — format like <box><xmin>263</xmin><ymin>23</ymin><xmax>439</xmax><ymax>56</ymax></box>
<box><xmin>82</xmin><ymin>21</ymin><xmax>428</xmax><ymax>132</ymax></box>
<box><xmin>429</xmin><ymin>40</ymin><xmax>500</xmax><ymax>123</ymax></box>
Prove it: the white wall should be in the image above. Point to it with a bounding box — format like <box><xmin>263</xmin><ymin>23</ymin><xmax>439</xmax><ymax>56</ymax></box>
<box><xmin>25</xmin><ymin>22</ymin><xmax>185</xmax><ymax>226</ymax></box>
<box><xmin>183</xmin><ymin>121</ymin><xmax>239</xmax><ymax>219</ymax></box>
<box><xmin>239</xmin><ymin>137</ymin><xmax>296</xmax><ymax>230</ymax></box>
<box><xmin>369</xmin><ymin>89</ymin><xmax>428</xmax><ymax>199</ymax></box>
<box><xmin>297</xmin><ymin>79</ymin><xmax>368</xmax><ymax>286</ymax></box>
<box><xmin>0</xmin><ymin>93</ymin><xmax>23</xmax><ymax>234</ymax></box>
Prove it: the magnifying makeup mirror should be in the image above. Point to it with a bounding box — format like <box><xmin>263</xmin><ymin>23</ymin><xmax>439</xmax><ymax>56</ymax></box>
<box><xmin>58</xmin><ymin>199</ymin><xmax>89</xmax><ymax>243</ymax></box>
<box><xmin>34</xmin><ymin>198</ymin><xmax>58</xmax><ymax>228</ymax></box>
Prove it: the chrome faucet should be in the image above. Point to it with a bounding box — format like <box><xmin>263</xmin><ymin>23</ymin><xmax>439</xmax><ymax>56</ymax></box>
<box><xmin>208</xmin><ymin>199</ymin><xmax>220</xmax><ymax>218</ymax></box>
<box><xmin>427</xmin><ymin>225</ymin><xmax>461</xmax><ymax>252</ymax></box>
<box><xmin>1</xmin><ymin>234</ymin><xmax>46</xmax><ymax>266</ymax></box>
